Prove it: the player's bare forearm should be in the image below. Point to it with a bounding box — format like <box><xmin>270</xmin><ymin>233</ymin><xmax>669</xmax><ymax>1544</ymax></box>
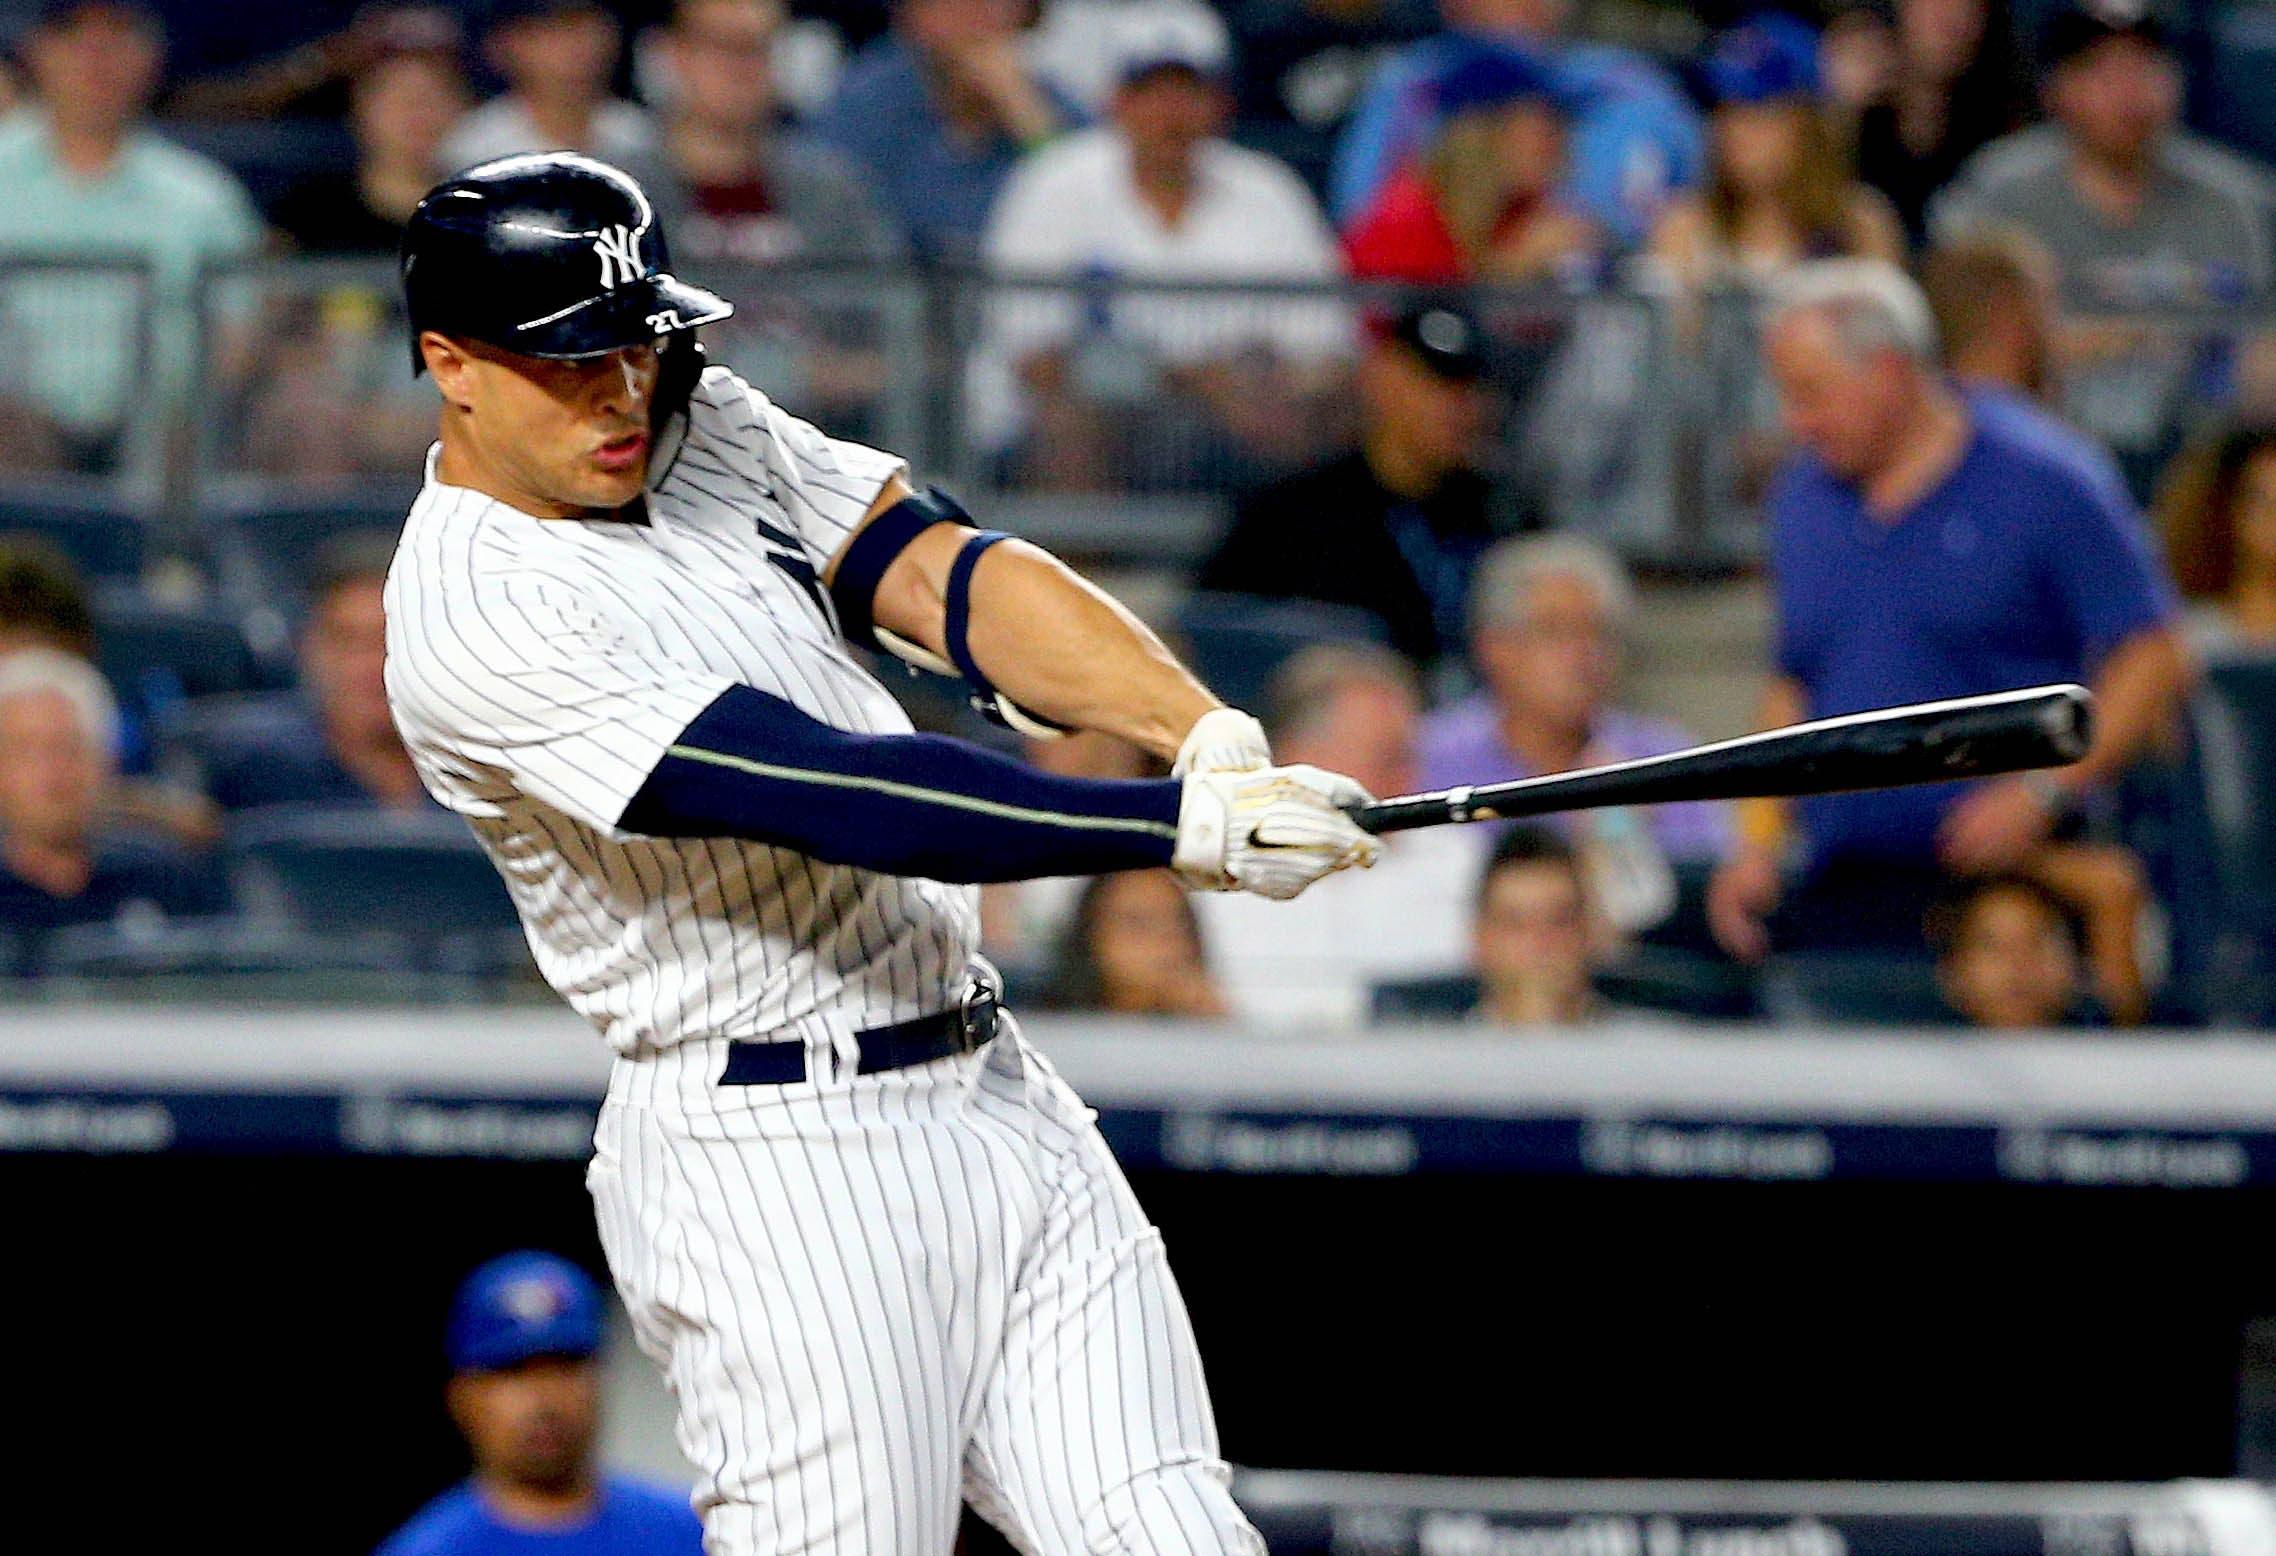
<box><xmin>838</xmin><ymin>476</ymin><xmax>1220</xmax><ymax>760</ymax></box>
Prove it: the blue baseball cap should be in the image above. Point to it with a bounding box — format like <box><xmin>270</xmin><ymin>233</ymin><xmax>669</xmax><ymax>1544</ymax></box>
<box><xmin>446</xmin><ymin>1251</ymin><xmax>604</xmax><ymax>1372</ymax></box>
<box><xmin>1701</xmin><ymin>14</ymin><xmax>1821</xmax><ymax>105</ymax></box>
<box><xmin>1432</xmin><ymin>41</ymin><xmax>1566</xmax><ymax>117</ymax></box>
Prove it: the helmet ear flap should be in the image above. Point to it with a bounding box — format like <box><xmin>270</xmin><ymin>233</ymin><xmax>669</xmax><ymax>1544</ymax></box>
<box><xmin>653</xmin><ymin>333</ymin><xmax>706</xmax><ymax>434</ymax></box>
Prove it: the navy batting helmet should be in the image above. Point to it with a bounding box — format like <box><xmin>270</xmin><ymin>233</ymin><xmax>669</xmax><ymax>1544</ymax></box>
<box><xmin>400</xmin><ymin>152</ymin><xmax>732</xmax><ymax>375</ymax></box>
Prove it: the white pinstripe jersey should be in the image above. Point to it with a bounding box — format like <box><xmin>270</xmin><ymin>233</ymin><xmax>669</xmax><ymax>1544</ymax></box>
<box><xmin>384</xmin><ymin>365</ymin><xmax>979</xmax><ymax>1059</ymax></box>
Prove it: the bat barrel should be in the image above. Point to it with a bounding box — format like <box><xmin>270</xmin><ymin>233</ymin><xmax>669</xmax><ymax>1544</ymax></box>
<box><xmin>1349</xmin><ymin>683</ymin><xmax>2094</xmax><ymax>836</ymax></box>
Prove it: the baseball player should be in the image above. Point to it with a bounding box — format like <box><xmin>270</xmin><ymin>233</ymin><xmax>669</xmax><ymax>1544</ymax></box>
<box><xmin>378</xmin><ymin>1250</ymin><xmax>705</xmax><ymax>1556</ymax></box>
<box><xmin>383</xmin><ymin>152</ymin><xmax>1381</xmax><ymax>1556</ymax></box>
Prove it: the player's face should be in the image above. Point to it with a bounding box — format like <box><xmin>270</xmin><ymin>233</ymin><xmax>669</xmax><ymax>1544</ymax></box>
<box><xmin>1940</xmin><ymin>888</ymin><xmax>2080</xmax><ymax>1029</ymax></box>
<box><xmin>0</xmin><ymin>688</ymin><xmax>105</xmax><ymax>849</ymax></box>
<box><xmin>432</xmin><ymin>337</ymin><xmax>662</xmax><ymax>516</ymax></box>
<box><xmin>1766</xmin><ymin>312</ymin><xmax>1909</xmax><ymax>482</ymax></box>
<box><xmin>1473</xmin><ymin>859</ymin><xmax>1594</xmax><ymax>1012</ymax></box>
<box><xmin>449</xmin><ymin>1355</ymin><xmax>601</xmax><ymax>1494</ymax></box>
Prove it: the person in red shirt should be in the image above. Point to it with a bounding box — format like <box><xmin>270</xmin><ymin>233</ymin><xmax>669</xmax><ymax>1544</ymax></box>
<box><xmin>1343</xmin><ymin>41</ymin><xmax>1600</xmax><ymax>284</ymax></box>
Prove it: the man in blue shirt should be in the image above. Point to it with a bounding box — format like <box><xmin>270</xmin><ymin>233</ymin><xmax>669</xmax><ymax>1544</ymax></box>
<box><xmin>376</xmin><ymin>1252</ymin><xmax>703</xmax><ymax>1556</ymax></box>
<box><xmin>813</xmin><ymin>0</ymin><xmax>1083</xmax><ymax>261</ymax></box>
<box><xmin>1706</xmin><ymin>258</ymin><xmax>2190</xmax><ymax>960</ymax></box>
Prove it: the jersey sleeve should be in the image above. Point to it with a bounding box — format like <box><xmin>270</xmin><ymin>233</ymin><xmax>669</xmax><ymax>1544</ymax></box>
<box><xmin>389</xmin><ymin>575</ymin><xmax>735</xmax><ymax>836</ymax></box>
<box><xmin>737</xmin><ymin>377</ymin><xmax>908</xmax><ymax>569</ymax></box>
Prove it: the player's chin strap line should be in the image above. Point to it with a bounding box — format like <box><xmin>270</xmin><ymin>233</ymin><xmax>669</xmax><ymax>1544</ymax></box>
<box><xmin>618</xmin><ymin>684</ymin><xmax>1178</xmax><ymax>882</ymax></box>
<box><xmin>827</xmin><ymin>487</ymin><xmax>1073</xmax><ymax>740</ymax></box>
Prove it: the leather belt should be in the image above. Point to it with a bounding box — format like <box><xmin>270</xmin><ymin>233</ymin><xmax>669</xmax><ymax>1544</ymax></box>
<box><xmin>719</xmin><ymin>963</ymin><xmax>1003</xmax><ymax>1086</ymax></box>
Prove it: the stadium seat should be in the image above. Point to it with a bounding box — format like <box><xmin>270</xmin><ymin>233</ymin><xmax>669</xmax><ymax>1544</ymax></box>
<box><xmin>227</xmin><ymin>805</ymin><xmax>524</xmax><ymax>951</ymax></box>
<box><xmin>1172</xmin><ymin>591</ymin><xmax>1390</xmax><ymax>714</ymax></box>
<box><xmin>32</xmin><ymin>917</ymin><xmax>428</xmax><ymax>1002</ymax></box>
<box><xmin>0</xmin><ymin>486</ymin><xmax>147</xmax><ymax>584</ymax></box>
<box><xmin>94</xmin><ymin>595</ymin><xmax>277</xmax><ymax>727</ymax></box>
<box><xmin>199</xmin><ymin>490</ymin><xmax>419</xmax><ymax>611</ymax></box>
<box><xmin>2187</xmin><ymin>656</ymin><xmax>2276</xmax><ymax>1019</ymax></box>
<box><xmin>1762</xmin><ymin>951</ymin><xmax>1958</xmax><ymax>1027</ymax></box>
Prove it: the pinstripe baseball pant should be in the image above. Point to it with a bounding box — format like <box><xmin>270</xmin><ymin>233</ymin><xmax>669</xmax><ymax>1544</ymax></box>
<box><xmin>588</xmin><ymin>1018</ymin><xmax>1264</xmax><ymax>1556</ymax></box>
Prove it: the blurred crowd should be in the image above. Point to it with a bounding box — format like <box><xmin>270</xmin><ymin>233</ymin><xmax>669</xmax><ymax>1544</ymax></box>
<box><xmin>0</xmin><ymin>0</ymin><xmax>2273</xmax><ymax>1032</ymax></box>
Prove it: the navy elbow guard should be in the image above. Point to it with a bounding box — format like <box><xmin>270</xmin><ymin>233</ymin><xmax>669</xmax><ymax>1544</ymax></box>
<box><xmin>827</xmin><ymin>487</ymin><xmax>1072</xmax><ymax>740</ymax></box>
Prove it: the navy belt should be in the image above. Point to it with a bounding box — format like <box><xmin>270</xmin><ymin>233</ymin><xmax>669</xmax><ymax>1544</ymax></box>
<box><xmin>720</xmin><ymin>967</ymin><xmax>1003</xmax><ymax>1086</ymax></box>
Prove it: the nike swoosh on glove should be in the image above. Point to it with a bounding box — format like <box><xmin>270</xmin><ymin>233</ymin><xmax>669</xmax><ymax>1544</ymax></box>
<box><xmin>1172</xmin><ymin>763</ymin><xmax>1383</xmax><ymax>901</ymax></box>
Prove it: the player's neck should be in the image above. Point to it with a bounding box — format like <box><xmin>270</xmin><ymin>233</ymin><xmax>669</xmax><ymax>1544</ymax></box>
<box><xmin>436</xmin><ymin>433</ymin><xmax>594</xmax><ymax>521</ymax></box>
<box><xmin>477</xmin><ymin>1469</ymin><xmax>601</xmax><ymax>1528</ymax></box>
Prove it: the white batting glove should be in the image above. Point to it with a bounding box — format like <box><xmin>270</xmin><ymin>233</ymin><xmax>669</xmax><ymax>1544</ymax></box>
<box><xmin>1173</xmin><ymin>764</ymin><xmax>1383</xmax><ymax>901</ymax></box>
<box><xmin>1172</xmin><ymin>707</ymin><xmax>1271</xmax><ymax>776</ymax></box>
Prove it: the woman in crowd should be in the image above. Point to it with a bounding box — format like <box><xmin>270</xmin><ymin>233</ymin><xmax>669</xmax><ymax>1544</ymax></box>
<box><xmin>1828</xmin><ymin>0</ymin><xmax>2031</xmax><ymax>248</ymax></box>
<box><xmin>2157</xmin><ymin>419</ymin><xmax>2276</xmax><ymax>656</ymax></box>
<box><xmin>1039</xmin><ymin>869</ymin><xmax>1229</xmax><ymax>1018</ymax></box>
<box><xmin>1342</xmin><ymin>42</ymin><xmax>1600</xmax><ymax>286</ymax></box>
<box><xmin>1646</xmin><ymin>14</ymin><xmax>1902</xmax><ymax>297</ymax></box>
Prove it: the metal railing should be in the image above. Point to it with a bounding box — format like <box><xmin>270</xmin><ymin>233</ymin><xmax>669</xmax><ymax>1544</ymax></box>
<box><xmin>0</xmin><ymin>256</ymin><xmax>2263</xmax><ymax>575</ymax></box>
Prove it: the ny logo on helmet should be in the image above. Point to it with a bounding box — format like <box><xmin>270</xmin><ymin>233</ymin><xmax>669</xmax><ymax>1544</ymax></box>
<box><xmin>594</xmin><ymin>225</ymin><xmax>643</xmax><ymax>290</ymax></box>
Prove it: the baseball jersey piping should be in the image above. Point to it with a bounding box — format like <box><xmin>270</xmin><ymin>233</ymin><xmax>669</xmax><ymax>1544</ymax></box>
<box><xmin>661</xmin><ymin>741</ymin><xmax>1183</xmax><ymax>841</ymax></box>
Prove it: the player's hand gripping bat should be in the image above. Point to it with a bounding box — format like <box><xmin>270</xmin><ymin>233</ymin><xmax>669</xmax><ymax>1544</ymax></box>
<box><xmin>1347</xmin><ymin>683</ymin><xmax>2094</xmax><ymax>835</ymax></box>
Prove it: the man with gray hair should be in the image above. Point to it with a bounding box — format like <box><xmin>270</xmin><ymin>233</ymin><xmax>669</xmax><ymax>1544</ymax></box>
<box><xmin>1191</xmin><ymin>642</ymin><xmax>1481</xmax><ymax>1022</ymax></box>
<box><xmin>0</xmin><ymin>648</ymin><xmax>224</xmax><ymax>971</ymax></box>
<box><xmin>1418</xmin><ymin>533</ymin><xmax>1732</xmax><ymax>936</ymax></box>
<box><xmin>1706</xmin><ymin>256</ymin><xmax>2186</xmax><ymax>961</ymax></box>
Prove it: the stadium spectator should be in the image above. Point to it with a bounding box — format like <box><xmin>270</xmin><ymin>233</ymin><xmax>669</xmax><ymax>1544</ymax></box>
<box><xmin>1418</xmin><ymin>535</ymin><xmax>1733</xmax><ymax>937</ymax></box>
<box><xmin>166</xmin><ymin>3</ymin><xmax>463</xmax><ymax>124</ymax></box>
<box><xmin>1189</xmin><ymin>644</ymin><xmax>1478</xmax><ymax>1023</ymax></box>
<box><xmin>1329</xmin><ymin>0</ymin><xmax>1703</xmax><ymax>249</ymax></box>
<box><xmin>0</xmin><ymin>539</ymin><xmax>219</xmax><ymax>847</ymax></box>
<box><xmin>1706</xmin><ymin>259</ymin><xmax>2189</xmax><ymax>961</ymax></box>
<box><xmin>636</xmin><ymin>0</ymin><xmax>901</xmax><ymax>265</ymax></box>
<box><xmin>1645</xmin><ymin>15</ymin><xmax>1902</xmax><ymax>297</ymax></box>
<box><xmin>1920</xmin><ymin>223</ymin><xmax>2059</xmax><ymax>401</ymax></box>
<box><xmin>270</xmin><ymin>16</ymin><xmax>472</xmax><ymax>254</ymax></box>
<box><xmin>1038</xmin><ymin>869</ymin><xmax>1228</xmax><ymax>1016</ymax></box>
<box><xmin>813</xmin><ymin>0</ymin><xmax>1081</xmax><ymax>261</ymax></box>
<box><xmin>1468</xmin><ymin>824</ymin><xmax>1611</xmax><ymax>1027</ymax></box>
<box><xmin>1028</xmin><ymin>0</ymin><xmax>1230</xmax><ymax>114</ymax></box>
<box><xmin>0</xmin><ymin>0</ymin><xmax>264</xmax><ymax>476</ymax></box>
<box><xmin>975</xmin><ymin>8</ymin><xmax>1348</xmax><ymax>490</ymax></box>
<box><xmin>0</xmin><ymin>649</ymin><xmax>226</xmax><ymax>972</ymax></box>
<box><xmin>196</xmin><ymin>534</ymin><xmax>428</xmax><ymax>813</ymax></box>
<box><xmin>1831</xmin><ymin>0</ymin><xmax>2032</xmax><ymax>248</ymax></box>
<box><xmin>376</xmin><ymin>1251</ymin><xmax>703</xmax><ymax>1556</ymax></box>
<box><xmin>1341</xmin><ymin>43</ymin><xmax>1600</xmax><ymax>285</ymax></box>
<box><xmin>1198</xmin><ymin>303</ymin><xmax>1525</xmax><ymax>665</ymax></box>
<box><xmin>1931</xmin><ymin>0</ymin><xmax>2276</xmax><ymax>489</ymax></box>
<box><xmin>2156</xmin><ymin>419</ymin><xmax>2276</xmax><ymax>656</ymax></box>
<box><xmin>1928</xmin><ymin>872</ymin><xmax>2096</xmax><ymax>1029</ymax></box>
<box><xmin>441</xmin><ymin>0</ymin><xmax>659</xmax><ymax>172</ymax></box>
<box><xmin>1225</xmin><ymin>0</ymin><xmax>1436</xmax><ymax>193</ymax></box>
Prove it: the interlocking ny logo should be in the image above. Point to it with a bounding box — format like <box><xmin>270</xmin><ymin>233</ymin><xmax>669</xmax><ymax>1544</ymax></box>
<box><xmin>593</xmin><ymin>224</ymin><xmax>643</xmax><ymax>289</ymax></box>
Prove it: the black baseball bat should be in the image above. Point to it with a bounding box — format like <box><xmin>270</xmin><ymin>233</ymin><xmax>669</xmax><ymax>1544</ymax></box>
<box><xmin>1349</xmin><ymin>683</ymin><xmax>2095</xmax><ymax>836</ymax></box>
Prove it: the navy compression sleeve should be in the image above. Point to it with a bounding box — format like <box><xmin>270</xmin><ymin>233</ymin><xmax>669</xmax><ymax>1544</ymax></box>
<box><xmin>617</xmin><ymin>685</ymin><xmax>1181</xmax><ymax>882</ymax></box>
